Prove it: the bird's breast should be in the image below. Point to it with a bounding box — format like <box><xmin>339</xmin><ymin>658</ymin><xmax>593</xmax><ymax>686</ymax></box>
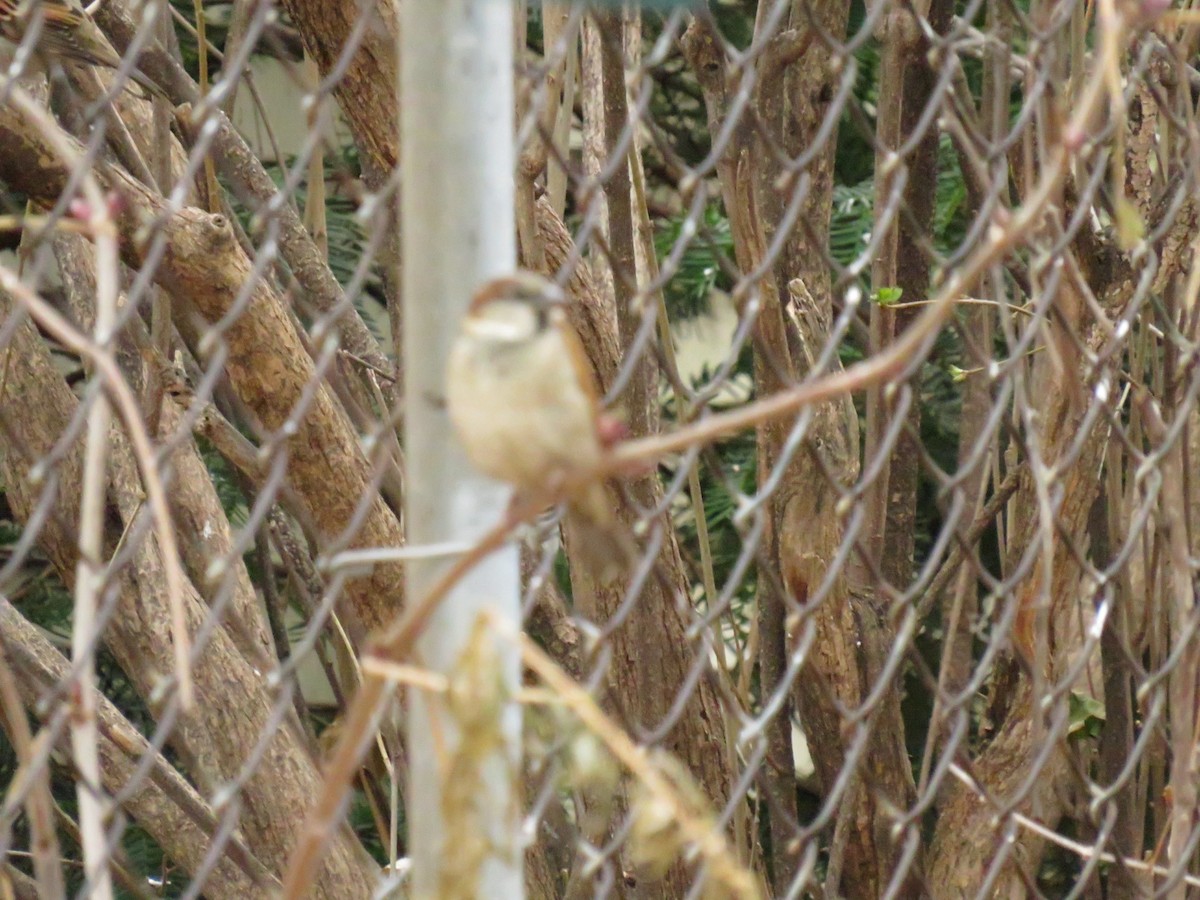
<box><xmin>446</xmin><ymin>331</ymin><xmax>601</xmax><ymax>489</ymax></box>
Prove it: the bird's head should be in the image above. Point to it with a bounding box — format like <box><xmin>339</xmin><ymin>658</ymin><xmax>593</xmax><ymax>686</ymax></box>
<box><xmin>463</xmin><ymin>272</ymin><xmax>566</xmax><ymax>343</ymax></box>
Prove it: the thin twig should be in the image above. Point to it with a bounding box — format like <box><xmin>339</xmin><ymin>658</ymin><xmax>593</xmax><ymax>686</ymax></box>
<box><xmin>1</xmin><ymin>88</ymin><xmax>194</xmax><ymax>710</ymax></box>
<box><xmin>279</xmin><ymin>495</ymin><xmax>539</xmax><ymax>897</ymax></box>
<box><xmin>0</xmin><ymin>638</ymin><xmax>65</xmax><ymax>896</ymax></box>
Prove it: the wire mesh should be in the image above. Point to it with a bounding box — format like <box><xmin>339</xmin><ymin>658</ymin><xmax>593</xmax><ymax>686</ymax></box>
<box><xmin>0</xmin><ymin>0</ymin><xmax>1195</xmax><ymax>897</ymax></box>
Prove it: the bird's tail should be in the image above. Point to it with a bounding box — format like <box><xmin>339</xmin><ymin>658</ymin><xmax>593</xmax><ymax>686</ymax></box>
<box><xmin>564</xmin><ymin>482</ymin><xmax>640</xmax><ymax>587</ymax></box>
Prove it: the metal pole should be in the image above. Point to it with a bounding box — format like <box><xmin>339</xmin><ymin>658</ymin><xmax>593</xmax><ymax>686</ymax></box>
<box><xmin>400</xmin><ymin>1</ymin><xmax>523</xmax><ymax>897</ymax></box>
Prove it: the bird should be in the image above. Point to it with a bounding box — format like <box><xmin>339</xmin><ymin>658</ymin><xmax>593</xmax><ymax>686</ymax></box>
<box><xmin>446</xmin><ymin>271</ymin><xmax>637</xmax><ymax>583</ymax></box>
<box><xmin>0</xmin><ymin>0</ymin><xmax>165</xmax><ymax>98</ymax></box>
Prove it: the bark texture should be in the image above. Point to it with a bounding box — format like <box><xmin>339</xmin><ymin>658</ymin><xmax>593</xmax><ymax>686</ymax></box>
<box><xmin>0</xmin><ymin>599</ymin><xmax>275</xmax><ymax>898</ymax></box>
<box><xmin>0</xmin><ymin>101</ymin><xmax>405</xmax><ymax>634</ymax></box>
<box><xmin>0</xmin><ymin>314</ymin><xmax>377</xmax><ymax>894</ymax></box>
<box><xmin>682</xmin><ymin>6</ymin><xmax>922</xmax><ymax>895</ymax></box>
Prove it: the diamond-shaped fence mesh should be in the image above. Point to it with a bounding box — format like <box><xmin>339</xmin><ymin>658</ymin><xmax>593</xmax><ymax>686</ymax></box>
<box><xmin>0</xmin><ymin>0</ymin><xmax>1195</xmax><ymax>896</ymax></box>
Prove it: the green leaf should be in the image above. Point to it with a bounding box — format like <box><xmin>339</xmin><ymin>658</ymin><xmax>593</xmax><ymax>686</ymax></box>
<box><xmin>873</xmin><ymin>286</ymin><xmax>903</xmax><ymax>306</ymax></box>
<box><xmin>1067</xmin><ymin>691</ymin><xmax>1105</xmax><ymax>740</ymax></box>
<box><xmin>655</xmin><ymin>205</ymin><xmax>734</xmax><ymax>321</ymax></box>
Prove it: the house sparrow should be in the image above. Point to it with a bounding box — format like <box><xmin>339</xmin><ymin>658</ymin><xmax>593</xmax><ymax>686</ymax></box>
<box><xmin>0</xmin><ymin>0</ymin><xmax>165</xmax><ymax>97</ymax></box>
<box><xmin>446</xmin><ymin>271</ymin><xmax>635</xmax><ymax>582</ymax></box>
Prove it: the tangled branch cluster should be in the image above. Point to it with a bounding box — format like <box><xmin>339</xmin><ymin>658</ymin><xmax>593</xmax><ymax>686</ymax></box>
<box><xmin>0</xmin><ymin>0</ymin><xmax>1196</xmax><ymax>897</ymax></box>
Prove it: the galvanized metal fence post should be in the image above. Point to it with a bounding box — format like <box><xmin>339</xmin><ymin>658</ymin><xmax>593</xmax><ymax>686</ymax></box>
<box><xmin>400</xmin><ymin>0</ymin><xmax>524</xmax><ymax>896</ymax></box>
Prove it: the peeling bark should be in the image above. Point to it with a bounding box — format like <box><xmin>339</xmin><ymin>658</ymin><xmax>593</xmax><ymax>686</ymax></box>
<box><xmin>0</xmin><ymin>101</ymin><xmax>406</xmax><ymax>633</ymax></box>
<box><xmin>0</xmin><ymin>314</ymin><xmax>377</xmax><ymax>895</ymax></box>
<box><xmin>0</xmin><ymin>599</ymin><xmax>275</xmax><ymax>897</ymax></box>
<box><xmin>683</xmin><ymin>5</ymin><xmax>921</xmax><ymax>894</ymax></box>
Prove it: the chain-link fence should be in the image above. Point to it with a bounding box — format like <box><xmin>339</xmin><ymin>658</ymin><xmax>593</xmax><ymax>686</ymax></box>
<box><xmin>0</xmin><ymin>0</ymin><xmax>1195</xmax><ymax>896</ymax></box>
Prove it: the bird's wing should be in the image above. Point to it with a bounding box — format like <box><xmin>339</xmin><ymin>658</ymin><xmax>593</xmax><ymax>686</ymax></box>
<box><xmin>36</xmin><ymin>0</ymin><xmax>88</xmax><ymax>32</ymax></box>
<box><xmin>559</xmin><ymin>315</ymin><xmax>604</xmax><ymax>422</ymax></box>
<box><xmin>0</xmin><ymin>0</ymin><xmax>123</xmax><ymax>70</ymax></box>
